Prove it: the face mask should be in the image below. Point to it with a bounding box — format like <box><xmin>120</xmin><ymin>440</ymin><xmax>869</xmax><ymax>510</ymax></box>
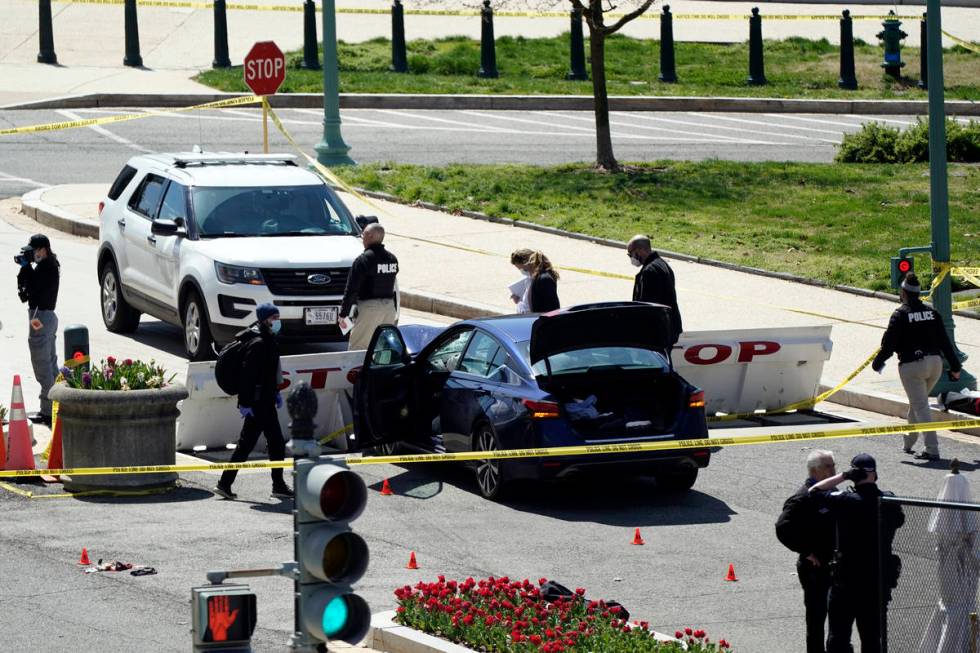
<box><xmin>630</xmin><ymin>255</ymin><xmax>642</xmax><ymax>268</ymax></box>
<box><xmin>269</xmin><ymin>319</ymin><xmax>282</xmax><ymax>335</ymax></box>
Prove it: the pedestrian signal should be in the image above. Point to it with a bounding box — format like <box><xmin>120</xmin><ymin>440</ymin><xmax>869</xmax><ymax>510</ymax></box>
<box><xmin>191</xmin><ymin>584</ymin><xmax>257</xmax><ymax>652</ymax></box>
<box><xmin>890</xmin><ymin>256</ymin><xmax>914</xmax><ymax>289</ymax></box>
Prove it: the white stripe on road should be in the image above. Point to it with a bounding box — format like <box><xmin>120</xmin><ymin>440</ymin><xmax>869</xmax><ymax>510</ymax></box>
<box><xmin>373</xmin><ymin>109</ymin><xmax>514</xmax><ymax>133</ymax></box>
<box><xmin>607</xmin><ymin>112</ymin><xmax>796</xmax><ymax>145</ymax></box>
<box><xmin>56</xmin><ymin>109</ymin><xmax>153</xmax><ymax>153</ymax></box>
<box><xmin>848</xmin><ymin>115</ymin><xmax>917</xmax><ymax>126</ymax></box>
<box><xmin>537</xmin><ymin>110</ymin><xmax>773</xmax><ymax>145</ymax></box>
<box><xmin>764</xmin><ymin>114</ymin><xmax>867</xmax><ymax>130</ymax></box>
<box><xmin>0</xmin><ymin>172</ymin><xmax>48</xmax><ymax>187</ymax></box>
<box><xmin>460</xmin><ymin>110</ymin><xmax>725</xmax><ymax>143</ymax></box>
<box><xmin>698</xmin><ymin>114</ymin><xmax>841</xmax><ymax>143</ymax></box>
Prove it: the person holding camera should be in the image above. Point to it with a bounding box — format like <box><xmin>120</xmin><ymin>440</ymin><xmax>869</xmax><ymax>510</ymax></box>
<box><xmin>15</xmin><ymin>234</ymin><xmax>60</xmax><ymax>426</ymax></box>
<box><xmin>809</xmin><ymin>454</ymin><xmax>906</xmax><ymax>653</ymax></box>
<box><xmin>871</xmin><ymin>273</ymin><xmax>961</xmax><ymax>460</ymax></box>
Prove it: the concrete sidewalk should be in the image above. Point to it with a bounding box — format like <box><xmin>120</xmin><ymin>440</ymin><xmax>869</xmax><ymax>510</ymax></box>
<box><xmin>23</xmin><ymin>181</ymin><xmax>980</xmax><ymax>419</ymax></box>
<box><xmin>4</xmin><ymin>0</ymin><xmax>979</xmax><ymax>106</ymax></box>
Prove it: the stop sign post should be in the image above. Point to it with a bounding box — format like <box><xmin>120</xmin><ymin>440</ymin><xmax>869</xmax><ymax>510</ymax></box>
<box><xmin>243</xmin><ymin>41</ymin><xmax>286</xmax><ymax>153</ymax></box>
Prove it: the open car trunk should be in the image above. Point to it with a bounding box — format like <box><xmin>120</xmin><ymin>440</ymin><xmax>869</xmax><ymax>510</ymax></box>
<box><xmin>541</xmin><ymin>368</ymin><xmax>685</xmax><ymax>439</ymax></box>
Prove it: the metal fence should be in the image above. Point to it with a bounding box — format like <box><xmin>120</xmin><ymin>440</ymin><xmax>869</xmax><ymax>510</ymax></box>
<box><xmin>883</xmin><ymin>494</ymin><xmax>980</xmax><ymax>653</ymax></box>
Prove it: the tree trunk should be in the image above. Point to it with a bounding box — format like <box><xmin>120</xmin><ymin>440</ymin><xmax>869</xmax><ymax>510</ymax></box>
<box><xmin>588</xmin><ymin>29</ymin><xmax>617</xmax><ymax>171</ymax></box>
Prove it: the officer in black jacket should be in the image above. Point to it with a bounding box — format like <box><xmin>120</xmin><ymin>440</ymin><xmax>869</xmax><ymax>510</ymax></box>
<box><xmin>872</xmin><ymin>273</ymin><xmax>961</xmax><ymax>460</ymax></box>
<box><xmin>15</xmin><ymin>234</ymin><xmax>60</xmax><ymax>425</ymax></box>
<box><xmin>809</xmin><ymin>454</ymin><xmax>905</xmax><ymax>653</ymax></box>
<box><xmin>776</xmin><ymin>450</ymin><xmax>837</xmax><ymax>653</ymax></box>
<box><xmin>627</xmin><ymin>235</ymin><xmax>683</xmax><ymax>345</ymax></box>
<box><xmin>213</xmin><ymin>303</ymin><xmax>292</xmax><ymax>500</ymax></box>
<box><xmin>339</xmin><ymin>223</ymin><xmax>398</xmax><ymax>351</ymax></box>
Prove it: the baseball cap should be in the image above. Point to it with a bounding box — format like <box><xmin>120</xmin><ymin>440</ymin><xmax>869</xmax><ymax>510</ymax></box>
<box><xmin>28</xmin><ymin>234</ymin><xmax>50</xmax><ymax>250</ymax></box>
<box><xmin>850</xmin><ymin>453</ymin><xmax>877</xmax><ymax>472</ymax></box>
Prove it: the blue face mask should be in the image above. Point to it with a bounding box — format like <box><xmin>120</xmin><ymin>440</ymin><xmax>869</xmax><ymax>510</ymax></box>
<box><xmin>269</xmin><ymin>319</ymin><xmax>282</xmax><ymax>335</ymax></box>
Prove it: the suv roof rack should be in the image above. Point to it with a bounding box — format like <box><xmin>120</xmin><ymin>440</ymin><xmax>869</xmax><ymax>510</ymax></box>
<box><xmin>172</xmin><ymin>153</ymin><xmax>298</xmax><ymax>168</ymax></box>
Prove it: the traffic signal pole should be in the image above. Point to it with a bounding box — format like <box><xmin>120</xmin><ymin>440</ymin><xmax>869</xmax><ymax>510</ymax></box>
<box><xmin>924</xmin><ymin>0</ymin><xmax>975</xmax><ymax>393</ymax></box>
<box><xmin>314</xmin><ymin>0</ymin><xmax>354</xmax><ymax>166</ymax></box>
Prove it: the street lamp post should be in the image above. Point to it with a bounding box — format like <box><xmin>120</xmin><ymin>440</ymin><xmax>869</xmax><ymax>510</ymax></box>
<box><xmin>925</xmin><ymin>0</ymin><xmax>975</xmax><ymax>393</ymax></box>
<box><xmin>314</xmin><ymin>0</ymin><xmax>354</xmax><ymax>166</ymax></box>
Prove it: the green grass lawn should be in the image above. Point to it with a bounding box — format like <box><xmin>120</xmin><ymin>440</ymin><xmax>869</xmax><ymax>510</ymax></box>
<box><xmin>333</xmin><ymin>161</ymin><xmax>980</xmax><ymax>292</ymax></box>
<box><xmin>197</xmin><ymin>34</ymin><xmax>980</xmax><ymax>100</ymax></box>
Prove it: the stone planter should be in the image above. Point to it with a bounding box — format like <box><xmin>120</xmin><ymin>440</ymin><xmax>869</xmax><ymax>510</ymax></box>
<box><xmin>48</xmin><ymin>383</ymin><xmax>188</xmax><ymax>492</ymax></box>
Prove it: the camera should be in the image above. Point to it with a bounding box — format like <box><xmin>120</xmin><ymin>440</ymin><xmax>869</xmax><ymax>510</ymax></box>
<box><xmin>14</xmin><ymin>245</ymin><xmax>34</xmax><ymax>266</ymax></box>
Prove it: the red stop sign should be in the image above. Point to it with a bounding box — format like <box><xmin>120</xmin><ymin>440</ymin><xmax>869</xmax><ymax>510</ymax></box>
<box><xmin>243</xmin><ymin>41</ymin><xmax>286</xmax><ymax>96</ymax></box>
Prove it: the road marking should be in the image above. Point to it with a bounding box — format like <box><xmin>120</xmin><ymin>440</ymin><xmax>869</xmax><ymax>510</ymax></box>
<box><xmin>373</xmin><ymin>109</ymin><xmax>515</xmax><ymax>133</ymax></box>
<box><xmin>56</xmin><ymin>109</ymin><xmax>153</xmax><ymax>152</ymax></box>
<box><xmin>764</xmin><ymin>113</ymin><xmax>868</xmax><ymax>130</ymax></box>
<box><xmin>538</xmin><ymin>110</ymin><xmax>773</xmax><ymax>144</ymax></box>
<box><xmin>607</xmin><ymin>111</ymin><xmax>796</xmax><ymax>145</ymax></box>
<box><xmin>849</xmin><ymin>115</ymin><xmax>917</xmax><ymax>126</ymax></box>
<box><xmin>0</xmin><ymin>173</ymin><xmax>48</xmax><ymax>187</ymax></box>
<box><xmin>460</xmin><ymin>110</ymin><xmax>724</xmax><ymax>142</ymax></box>
<box><xmin>699</xmin><ymin>114</ymin><xmax>841</xmax><ymax>143</ymax></box>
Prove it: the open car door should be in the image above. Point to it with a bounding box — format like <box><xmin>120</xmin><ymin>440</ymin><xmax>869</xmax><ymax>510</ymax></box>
<box><xmin>353</xmin><ymin>325</ymin><xmax>419</xmax><ymax>450</ymax></box>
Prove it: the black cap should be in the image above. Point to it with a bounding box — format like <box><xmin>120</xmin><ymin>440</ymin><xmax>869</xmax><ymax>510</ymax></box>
<box><xmin>28</xmin><ymin>234</ymin><xmax>50</xmax><ymax>250</ymax></box>
<box><xmin>851</xmin><ymin>453</ymin><xmax>877</xmax><ymax>472</ymax></box>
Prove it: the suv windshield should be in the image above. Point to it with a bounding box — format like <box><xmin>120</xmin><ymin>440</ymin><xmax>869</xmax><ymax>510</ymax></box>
<box><xmin>192</xmin><ymin>185</ymin><xmax>356</xmax><ymax>237</ymax></box>
<box><xmin>521</xmin><ymin>343</ymin><xmax>669</xmax><ymax>376</ymax></box>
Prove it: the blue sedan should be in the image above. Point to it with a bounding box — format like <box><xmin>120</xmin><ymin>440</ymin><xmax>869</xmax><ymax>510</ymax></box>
<box><xmin>353</xmin><ymin>302</ymin><xmax>710</xmax><ymax>500</ymax></box>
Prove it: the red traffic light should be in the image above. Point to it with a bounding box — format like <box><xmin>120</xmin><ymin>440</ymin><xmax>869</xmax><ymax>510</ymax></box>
<box><xmin>898</xmin><ymin>259</ymin><xmax>912</xmax><ymax>273</ymax></box>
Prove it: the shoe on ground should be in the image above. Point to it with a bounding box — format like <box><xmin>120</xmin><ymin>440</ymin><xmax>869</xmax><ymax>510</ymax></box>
<box><xmin>914</xmin><ymin>451</ymin><xmax>940</xmax><ymax>461</ymax></box>
<box><xmin>213</xmin><ymin>485</ymin><xmax>237</xmax><ymax>500</ymax></box>
<box><xmin>903</xmin><ymin>448</ymin><xmax>915</xmax><ymax>455</ymax></box>
<box><xmin>28</xmin><ymin>412</ymin><xmax>51</xmax><ymax>425</ymax></box>
<box><xmin>271</xmin><ymin>485</ymin><xmax>294</xmax><ymax>499</ymax></box>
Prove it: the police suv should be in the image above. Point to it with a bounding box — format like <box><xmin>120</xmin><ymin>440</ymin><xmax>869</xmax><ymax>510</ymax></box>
<box><xmin>97</xmin><ymin>152</ymin><xmax>365</xmax><ymax>360</ymax></box>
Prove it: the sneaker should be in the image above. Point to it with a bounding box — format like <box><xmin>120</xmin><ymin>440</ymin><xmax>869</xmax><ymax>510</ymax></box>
<box><xmin>213</xmin><ymin>485</ymin><xmax>237</xmax><ymax>500</ymax></box>
<box><xmin>28</xmin><ymin>412</ymin><xmax>51</xmax><ymax>425</ymax></box>
<box><xmin>271</xmin><ymin>485</ymin><xmax>294</xmax><ymax>499</ymax></box>
<box><xmin>903</xmin><ymin>448</ymin><xmax>915</xmax><ymax>455</ymax></box>
<box><xmin>914</xmin><ymin>451</ymin><xmax>940</xmax><ymax>461</ymax></box>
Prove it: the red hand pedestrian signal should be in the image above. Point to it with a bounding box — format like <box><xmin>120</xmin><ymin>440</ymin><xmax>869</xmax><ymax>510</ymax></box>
<box><xmin>208</xmin><ymin>595</ymin><xmax>240</xmax><ymax>642</ymax></box>
<box><xmin>898</xmin><ymin>259</ymin><xmax>912</xmax><ymax>274</ymax></box>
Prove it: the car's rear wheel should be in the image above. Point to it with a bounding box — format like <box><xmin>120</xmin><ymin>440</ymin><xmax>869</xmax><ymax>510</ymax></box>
<box><xmin>656</xmin><ymin>465</ymin><xmax>699</xmax><ymax>492</ymax></box>
<box><xmin>100</xmin><ymin>262</ymin><xmax>140</xmax><ymax>333</ymax></box>
<box><xmin>182</xmin><ymin>291</ymin><xmax>215</xmax><ymax>361</ymax></box>
<box><xmin>473</xmin><ymin>423</ymin><xmax>510</xmax><ymax>501</ymax></box>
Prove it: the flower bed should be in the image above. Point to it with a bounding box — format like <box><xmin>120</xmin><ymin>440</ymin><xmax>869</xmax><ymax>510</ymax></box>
<box><xmin>394</xmin><ymin>576</ymin><xmax>732</xmax><ymax>652</ymax></box>
<box><xmin>59</xmin><ymin>355</ymin><xmax>175</xmax><ymax>391</ymax></box>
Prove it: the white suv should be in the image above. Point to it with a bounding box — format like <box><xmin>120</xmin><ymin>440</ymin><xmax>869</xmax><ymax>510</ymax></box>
<box><xmin>97</xmin><ymin>152</ymin><xmax>366</xmax><ymax>360</ymax></box>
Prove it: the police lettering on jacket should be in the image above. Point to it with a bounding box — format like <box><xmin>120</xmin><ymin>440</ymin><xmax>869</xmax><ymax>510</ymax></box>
<box><xmin>340</xmin><ymin>244</ymin><xmax>399</xmax><ymax>318</ymax></box>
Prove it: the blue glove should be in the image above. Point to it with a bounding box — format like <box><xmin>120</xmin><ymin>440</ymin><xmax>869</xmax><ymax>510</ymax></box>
<box><xmin>275</xmin><ymin>392</ymin><xmax>283</xmax><ymax>409</ymax></box>
<box><xmin>238</xmin><ymin>406</ymin><xmax>254</xmax><ymax>419</ymax></box>
<box><xmin>19</xmin><ymin>258</ymin><xmax>29</xmax><ymax>268</ymax></box>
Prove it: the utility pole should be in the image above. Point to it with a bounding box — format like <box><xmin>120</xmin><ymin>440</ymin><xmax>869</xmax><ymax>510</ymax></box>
<box><xmin>315</xmin><ymin>0</ymin><xmax>354</xmax><ymax>166</ymax></box>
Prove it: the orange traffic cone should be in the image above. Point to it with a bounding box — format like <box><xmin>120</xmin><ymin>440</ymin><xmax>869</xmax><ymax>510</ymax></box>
<box><xmin>406</xmin><ymin>551</ymin><xmax>419</xmax><ymax>570</ymax></box>
<box><xmin>725</xmin><ymin>563</ymin><xmax>738</xmax><ymax>582</ymax></box>
<box><xmin>42</xmin><ymin>411</ymin><xmax>64</xmax><ymax>482</ymax></box>
<box><xmin>380</xmin><ymin>479</ymin><xmax>394</xmax><ymax>496</ymax></box>
<box><xmin>78</xmin><ymin>548</ymin><xmax>90</xmax><ymax>565</ymax></box>
<box><xmin>631</xmin><ymin>528</ymin><xmax>645</xmax><ymax>545</ymax></box>
<box><xmin>5</xmin><ymin>376</ymin><xmax>36</xmax><ymax>472</ymax></box>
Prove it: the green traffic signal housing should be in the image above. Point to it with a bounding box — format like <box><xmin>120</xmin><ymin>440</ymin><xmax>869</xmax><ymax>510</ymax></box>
<box><xmin>890</xmin><ymin>256</ymin><xmax>915</xmax><ymax>289</ymax></box>
<box><xmin>294</xmin><ymin>459</ymin><xmax>371</xmax><ymax>647</ymax></box>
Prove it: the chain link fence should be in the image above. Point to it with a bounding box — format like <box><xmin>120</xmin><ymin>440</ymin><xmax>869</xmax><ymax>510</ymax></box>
<box><xmin>882</xmin><ymin>494</ymin><xmax>980</xmax><ymax>653</ymax></box>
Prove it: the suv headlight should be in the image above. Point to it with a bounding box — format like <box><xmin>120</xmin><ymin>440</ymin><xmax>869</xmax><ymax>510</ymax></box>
<box><xmin>215</xmin><ymin>262</ymin><xmax>265</xmax><ymax>285</ymax></box>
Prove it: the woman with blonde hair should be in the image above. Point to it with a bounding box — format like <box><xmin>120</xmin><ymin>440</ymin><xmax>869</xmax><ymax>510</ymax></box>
<box><xmin>510</xmin><ymin>249</ymin><xmax>560</xmax><ymax>313</ymax></box>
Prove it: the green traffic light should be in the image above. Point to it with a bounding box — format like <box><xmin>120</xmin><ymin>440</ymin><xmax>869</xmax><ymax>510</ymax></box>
<box><xmin>323</xmin><ymin>595</ymin><xmax>350</xmax><ymax>637</ymax></box>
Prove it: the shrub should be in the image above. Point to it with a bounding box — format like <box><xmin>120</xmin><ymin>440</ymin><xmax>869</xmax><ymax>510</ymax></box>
<box><xmin>59</xmin><ymin>356</ymin><xmax>176</xmax><ymax>391</ymax></box>
<box><xmin>837</xmin><ymin>118</ymin><xmax>980</xmax><ymax>163</ymax></box>
<box><xmin>394</xmin><ymin>575</ymin><xmax>733</xmax><ymax>652</ymax></box>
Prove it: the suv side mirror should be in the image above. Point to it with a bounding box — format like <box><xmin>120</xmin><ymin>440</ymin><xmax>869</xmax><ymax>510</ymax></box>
<box><xmin>355</xmin><ymin>215</ymin><xmax>379</xmax><ymax>230</ymax></box>
<box><xmin>151</xmin><ymin>218</ymin><xmax>186</xmax><ymax>237</ymax></box>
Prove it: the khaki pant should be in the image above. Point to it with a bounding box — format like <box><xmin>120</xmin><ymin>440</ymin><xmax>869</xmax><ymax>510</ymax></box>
<box><xmin>899</xmin><ymin>355</ymin><xmax>943</xmax><ymax>455</ymax></box>
<box><xmin>347</xmin><ymin>298</ymin><xmax>397</xmax><ymax>351</ymax></box>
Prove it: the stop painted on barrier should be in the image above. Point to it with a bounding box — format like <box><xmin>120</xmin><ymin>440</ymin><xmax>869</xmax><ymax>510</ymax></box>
<box><xmin>683</xmin><ymin>340</ymin><xmax>781</xmax><ymax>365</ymax></box>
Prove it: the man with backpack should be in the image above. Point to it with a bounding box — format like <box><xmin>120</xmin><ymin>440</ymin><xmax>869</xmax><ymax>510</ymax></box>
<box><xmin>213</xmin><ymin>302</ymin><xmax>293</xmax><ymax>500</ymax></box>
<box><xmin>776</xmin><ymin>450</ymin><xmax>837</xmax><ymax>653</ymax></box>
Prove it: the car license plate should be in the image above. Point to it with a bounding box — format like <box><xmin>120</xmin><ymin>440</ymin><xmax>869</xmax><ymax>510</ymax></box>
<box><xmin>304</xmin><ymin>307</ymin><xmax>338</xmax><ymax>325</ymax></box>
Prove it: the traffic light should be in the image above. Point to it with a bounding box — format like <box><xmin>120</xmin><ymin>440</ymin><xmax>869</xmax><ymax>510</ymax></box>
<box><xmin>294</xmin><ymin>458</ymin><xmax>371</xmax><ymax>647</ymax></box>
<box><xmin>890</xmin><ymin>256</ymin><xmax>914</xmax><ymax>289</ymax></box>
<box><xmin>191</xmin><ymin>584</ymin><xmax>257</xmax><ymax>652</ymax></box>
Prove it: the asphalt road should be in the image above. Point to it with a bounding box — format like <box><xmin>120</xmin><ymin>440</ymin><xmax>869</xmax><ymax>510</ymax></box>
<box><xmin>0</xmin><ymin>108</ymin><xmax>957</xmax><ymax>194</ymax></box>
<box><xmin>2</xmin><ymin>201</ymin><xmax>980</xmax><ymax>652</ymax></box>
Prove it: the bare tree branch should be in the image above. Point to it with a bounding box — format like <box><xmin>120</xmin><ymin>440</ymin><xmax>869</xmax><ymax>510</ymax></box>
<box><xmin>603</xmin><ymin>0</ymin><xmax>655</xmax><ymax>34</ymax></box>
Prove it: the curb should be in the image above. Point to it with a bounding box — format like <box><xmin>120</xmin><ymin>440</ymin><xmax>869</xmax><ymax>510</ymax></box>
<box><xmin>4</xmin><ymin>92</ymin><xmax>979</xmax><ymax>115</ymax></box>
<box><xmin>370</xmin><ymin>610</ymin><xmax>475</xmax><ymax>653</ymax></box>
<box><xmin>20</xmin><ymin>189</ymin><xmax>99</xmax><ymax>239</ymax></box>
<box><xmin>820</xmin><ymin>384</ymin><xmax>980</xmax><ymax>438</ymax></box>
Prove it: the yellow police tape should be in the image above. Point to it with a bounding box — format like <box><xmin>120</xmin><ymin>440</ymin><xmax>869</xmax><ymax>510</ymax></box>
<box><xmin>0</xmin><ymin>417</ymin><xmax>977</xmax><ymax>480</ymax></box>
<box><xmin>943</xmin><ymin>30</ymin><xmax>980</xmax><ymax>54</ymax></box>
<box><xmin>0</xmin><ymin>95</ymin><xmax>262</xmax><ymax>137</ymax></box>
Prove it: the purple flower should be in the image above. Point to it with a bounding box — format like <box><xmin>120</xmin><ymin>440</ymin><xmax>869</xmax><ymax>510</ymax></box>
<box><xmin>82</xmin><ymin>372</ymin><xmax>92</xmax><ymax>388</ymax></box>
<box><xmin>59</xmin><ymin>366</ymin><xmax>71</xmax><ymax>378</ymax></box>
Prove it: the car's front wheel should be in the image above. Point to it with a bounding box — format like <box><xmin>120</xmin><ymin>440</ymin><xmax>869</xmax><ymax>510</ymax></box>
<box><xmin>473</xmin><ymin>423</ymin><xmax>510</xmax><ymax>501</ymax></box>
<box><xmin>182</xmin><ymin>291</ymin><xmax>215</xmax><ymax>361</ymax></box>
<box><xmin>99</xmin><ymin>262</ymin><xmax>141</xmax><ymax>333</ymax></box>
<box><xmin>656</xmin><ymin>465</ymin><xmax>699</xmax><ymax>492</ymax></box>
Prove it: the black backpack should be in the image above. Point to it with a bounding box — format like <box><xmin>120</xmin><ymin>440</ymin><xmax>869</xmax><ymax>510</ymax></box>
<box><xmin>214</xmin><ymin>328</ymin><xmax>258</xmax><ymax>396</ymax></box>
